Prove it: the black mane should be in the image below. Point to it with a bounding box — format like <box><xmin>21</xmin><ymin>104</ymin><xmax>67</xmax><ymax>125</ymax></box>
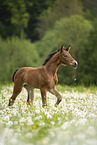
<box><xmin>42</xmin><ymin>51</ymin><xmax>58</xmax><ymax>66</ymax></box>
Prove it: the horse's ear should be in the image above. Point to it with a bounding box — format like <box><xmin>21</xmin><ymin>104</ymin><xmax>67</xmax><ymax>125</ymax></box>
<box><xmin>60</xmin><ymin>45</ymin><xmax>65</xmax><ymax>52</ymax></box>
<box><xmin>65</xmin><ymin>45</ymin><xmax>71</xmax><ymax>52</ymax></box>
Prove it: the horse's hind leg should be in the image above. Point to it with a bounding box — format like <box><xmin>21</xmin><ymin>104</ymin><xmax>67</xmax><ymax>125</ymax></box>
<box><xmin>8</xmin><ymin>81</ymin><xmax>23</xmax><ymax>106</ymax></box>
<box><xmin>24</xmin><ymin>85</ymin><xmax>34</xmax><ymax>105</ymax></box>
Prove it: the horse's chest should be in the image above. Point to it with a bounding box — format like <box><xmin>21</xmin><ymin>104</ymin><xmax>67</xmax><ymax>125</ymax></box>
<box><xmin>38</xmin><ymin>70</ymin><xmax>57</xmax><ymax>89</ymax></box>
<box><xmin>46</xmin><ymin>75</ymin><xmax>58</xmax><ymax>89</ymax></box>
<box><xmin>48</xmin><ymin>77</ymin><xmax>55</xmax><ymax>87</ymax></box>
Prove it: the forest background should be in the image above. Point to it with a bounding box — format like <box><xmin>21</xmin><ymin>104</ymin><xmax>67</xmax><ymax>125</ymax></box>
<box><xmin>0</xmin><ymin>0</ymin><xmax>97</xmax><ymax>86</ymax></box>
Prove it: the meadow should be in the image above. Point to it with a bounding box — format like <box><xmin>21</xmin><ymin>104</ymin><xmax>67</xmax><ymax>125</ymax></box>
<box><xmin>0</xmin><ymin>84</ymin><xmax>97</xmax><ymax>145</ymax></box>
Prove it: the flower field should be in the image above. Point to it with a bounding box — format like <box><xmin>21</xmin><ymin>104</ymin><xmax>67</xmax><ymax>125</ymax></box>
<box><xmin>0</xmin><ymin>84</ymin><xmax>97</xmax><ymax>145</ymax></box>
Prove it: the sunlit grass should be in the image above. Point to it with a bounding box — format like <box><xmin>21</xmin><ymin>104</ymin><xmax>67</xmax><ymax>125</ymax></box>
<box><xmin>0</xmin><ymin>84</ymin><xmax>97</xmax><ymax>145</ymax></box>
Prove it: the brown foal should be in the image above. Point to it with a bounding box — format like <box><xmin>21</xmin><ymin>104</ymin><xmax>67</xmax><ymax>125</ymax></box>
<box><xmin>8</xmin><ymin>45</ymin><xmax>78</xmax><ymax>107</ymax></box>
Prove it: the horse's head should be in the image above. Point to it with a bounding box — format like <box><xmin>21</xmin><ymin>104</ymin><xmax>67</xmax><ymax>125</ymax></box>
<box><xmin>59</xmin><ymin>45</ymin><xmax>78</xmax><ymax>69</ymax></box>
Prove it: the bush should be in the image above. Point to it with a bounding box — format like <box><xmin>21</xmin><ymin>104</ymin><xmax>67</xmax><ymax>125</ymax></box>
<box><xmin>0</xmin><ymin>37</ymin><xmax>39</xmax><ymax>82</ymax></box>
<box><xmin>79</xmin><ymin>20</ymin><xmax>97</xmax><ymax>85</ymax></box>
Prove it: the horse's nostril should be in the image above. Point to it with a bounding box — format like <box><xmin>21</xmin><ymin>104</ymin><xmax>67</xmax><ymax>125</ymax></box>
<box><xmin>75</xmin><ymin>62</ymin><xmax>77</xmax><ymax>66</ymax></box>
<box><xmin>72</xmin><ymin>61</ymin><xmax>78</xmax><ymax>68</ymax></box>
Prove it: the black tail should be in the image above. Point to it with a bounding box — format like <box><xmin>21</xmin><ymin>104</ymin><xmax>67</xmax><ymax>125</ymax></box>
<box><xmin>12</xmin><ymin>68</ymin><xmax>20</xmax><ymax>82</ymax></box>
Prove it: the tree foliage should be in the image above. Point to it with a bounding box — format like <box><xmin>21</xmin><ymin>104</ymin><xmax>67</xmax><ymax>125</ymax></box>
<box><xmin>4</xmin><ymin>0</ymin><xmax>31</xmax><ymax>39</ymax></box>
<box><xmin>37</xmin><ymin>0</ymin><xmax>82</xmax><ymax>38</ymax></box>
<box><xmin>0</xmin><ymin>0</ymin><xmax>97</xmax><ymax>85</ymax></box>
<box><xmin>83</xmin><ymin>0</ymin><xmax>97</xmax><ymax>17</ymax></box>
<box><xmin>0</xmin><ymin>37</ymin><xmax>39</xmax><ymax>82</ymax></box>
<box><xmin>79</xmin><ymin>20</ymin><xmax>97</xmax><ymax>85</ymax></box>
<box><xmin>0</xmin><ymin>0</ymin><xmax>54</xmax><ymax>41</ymax></box>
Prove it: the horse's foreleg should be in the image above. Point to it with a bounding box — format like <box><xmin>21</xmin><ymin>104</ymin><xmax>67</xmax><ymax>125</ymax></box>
<box><xmin>24</xmin><ymin>85</ymin><xmax>34</xmax><ymax>105</ymax></box>
<box><xmin>49</xmin><ymin>87</ymin><xmax>62</xmax><ymax>106</ymax></box>
<box><xmin>40</xmin><ymin>88</ymin><xmax>47</xmax><ymax>107</ymax></box>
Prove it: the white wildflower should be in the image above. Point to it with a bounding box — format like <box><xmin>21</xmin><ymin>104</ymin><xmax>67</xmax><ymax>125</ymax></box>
<box><xmin>14</xmin><ymin>121</ymin><xmax>18</xmax><ymax>125</ymax></box>
<box><xmin>47</xmin><ymin>114</ymin><xmax>52</xmax><ymax>119</ymax></box>
<box><xmin>6</xmin><ymin>121</ymin><xmax>13</xmax><ymax>127</ymax></box>
<box><xmin>51</xmin><ymin>121</ymin><xmax>55</xmax><ymax>125</ymax></box>
<box><xmin>39</xmin><ymin>122</ymin><xmax>45</xmax><ymax>126</ymax></box>
<box><xmin>19</xmin><ymin>117</ymin><xmax>26</xmax><ymax>123</ymax></box>
<box><xmin>35</xmin><ymin>109</ymin><xmax>40</xmax><ymax>114</ymax></box>
<box><xmin>61</xmin><ymin>122</ymin><xmax>70</xmax><ymax>130</ymax></box>
<box><xmin>3</xmin><ymin>116</ymin><xmax>10</xmax><ymax>121</ymax></box>
<box><xmin>27</xmin><ymin>117</ymin><xmax>33</xmax><ymax>125</ymax></box>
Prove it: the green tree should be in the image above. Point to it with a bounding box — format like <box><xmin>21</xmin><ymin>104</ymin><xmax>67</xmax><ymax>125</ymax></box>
<box><xmin>0</xmin><ymin>37</ymin><xmax>39</xmax><ymax>82</ymax></box>
<box><xmin>0</xmin><ymin>0</ymin><xmax>14</xmax><ymax>38</ymax></box>
<box><xmin>82</xmin><ymin>0</ymin><xmax>97</xmax><ymax>17</ymax></box>
<box><xmin>80</xmin><ymin>20</ymin><xmax>97</xmax><ymax>85</ymax></box>
<box><xmin>25</xmin><ymin>0</ymin><xmax>55</xmax><ymax>41</ymax></box>
<box><xmin>4</xmin><ymin>0</ymin><xmax>31</xmax><ymax>39</ymax></box>
<box><xmin>0</xmin><ymin>0</ymin><xmax>54</xmax><ymax>41</ymax></box>
<box><xmin>37</xmin><ymin>0</ymin><xmax>82</xmax><ymax>38</ymax></box>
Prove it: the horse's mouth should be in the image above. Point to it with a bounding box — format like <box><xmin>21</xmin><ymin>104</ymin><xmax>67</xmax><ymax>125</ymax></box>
<box><xmin>73</xmin><ymin>65</ymin><xmax>78</xmax><ymax>69</ymax></box>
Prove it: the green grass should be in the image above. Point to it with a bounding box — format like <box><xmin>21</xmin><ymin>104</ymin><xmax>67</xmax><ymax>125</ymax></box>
<box><xmin>0</xmin><ymin>84</ymin><xmax>97</xmax><ymax>145</ymax></box>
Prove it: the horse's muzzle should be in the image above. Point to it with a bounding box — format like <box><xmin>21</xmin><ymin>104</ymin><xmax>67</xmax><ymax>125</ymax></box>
<box><xmin>71</xmin><ymin>61</ymin><xmax>78</xmax><ymax>69</ymax></box>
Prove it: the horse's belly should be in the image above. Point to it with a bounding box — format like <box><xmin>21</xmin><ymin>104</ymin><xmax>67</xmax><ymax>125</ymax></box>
<box><xmin>27</xmin><ymin>77</ymin><xmax>39</xmax><ymax>88</ymax></box>
<box><xmin>24</xmin><ymin>70</ymin><xmax>39</xmax><ymax>88</ymax></box>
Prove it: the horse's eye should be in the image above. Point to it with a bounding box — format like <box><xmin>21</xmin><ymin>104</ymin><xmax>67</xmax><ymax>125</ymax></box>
<box><xmin>64</xmin><ymin>54</ymin><xmax>67</xmax><ymax>57</ymax></box>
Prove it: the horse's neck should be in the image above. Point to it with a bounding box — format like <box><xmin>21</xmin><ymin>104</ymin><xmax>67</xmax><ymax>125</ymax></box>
<box><xmin>45</xmin><ymin>53</ymin><xmax>60</xmax><ymax>76</ymax></box>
